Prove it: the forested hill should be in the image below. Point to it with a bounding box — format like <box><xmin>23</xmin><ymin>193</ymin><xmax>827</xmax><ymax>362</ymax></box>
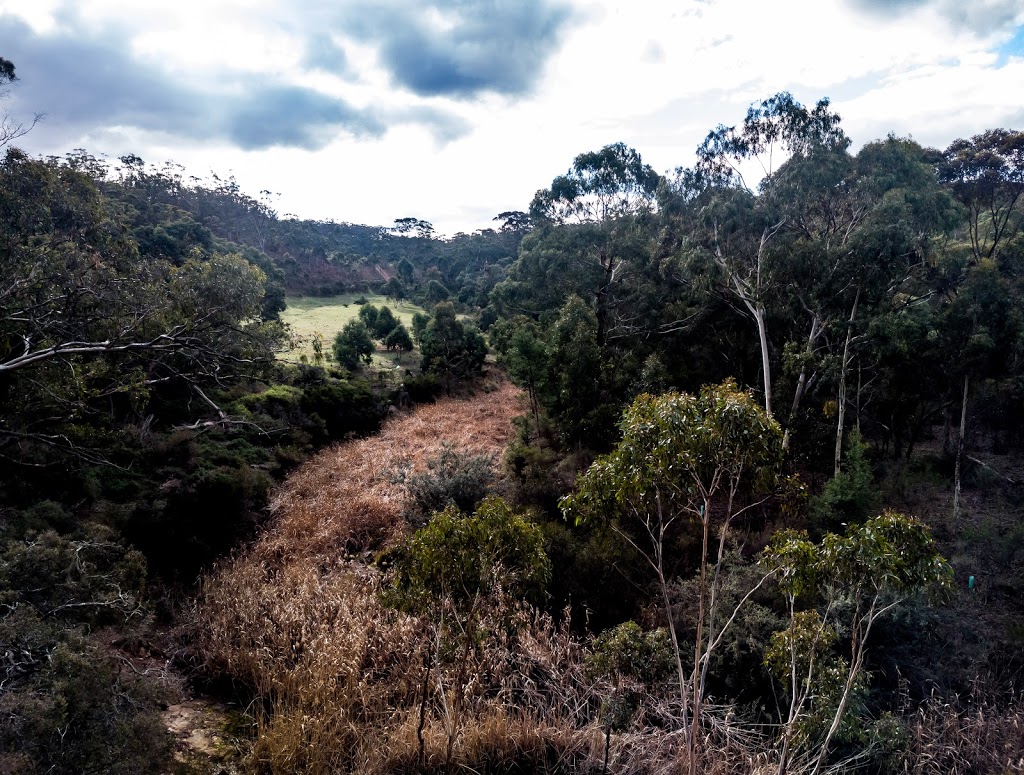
<box><xmin>68</xmin><ymin>152</ymin><xmax>528</xmax><ymax>301</ymax></box>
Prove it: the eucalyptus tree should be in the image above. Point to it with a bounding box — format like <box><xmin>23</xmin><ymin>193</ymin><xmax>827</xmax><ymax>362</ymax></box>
<box><xmin>562</xmin><ymin>381</ymin><xmax>784</xmax><ymax>774</ymax></box>
<box><xmin>790</xmin><ymin>136</ymin><xmax>972</xmax><ymax>463</ymax></box>
<box><xmin>763</xmin><ymin>514</ymin><xmax>952</xmax><ymax>774</ymax></box>
<box><xmin>0</xmin><ymin>150</ymin><xmax>279</xmax><ymax>463</ymax></box>
<box><xmin>0</xmin><ymin>57</ymin><xmax>38</xmax><ymax>150</ymax></box>
<box><xmin>674</xmin><ymin>93</ymin><xmax>847</xmax><ymax>417</ymax></box>
<box><xmin>765</xmin><ymin>136</ymin><xmax>958</xmax><ymax>461</ymax></box>
<box><xmin>522</xmin><ymin>142</ymin><xmax>660</xmax><ymax>346</ymax></box>
<box><xmin>937</xmin><ymin>128</ymin><xmax>1024</xmax><ymax>264</ymax></box>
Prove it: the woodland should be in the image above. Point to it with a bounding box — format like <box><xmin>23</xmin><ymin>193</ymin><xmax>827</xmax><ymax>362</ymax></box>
<box><xmin>1</xmin><ymin>52</ymin><xmax>1024</xmax><ymax>773</ymax></box>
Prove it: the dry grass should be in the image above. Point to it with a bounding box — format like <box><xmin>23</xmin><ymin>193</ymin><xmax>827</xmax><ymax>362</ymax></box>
<box><xmin>903</xmin><ymin>690</ymin><xmax>1024</xmax><ymax>774</ymax></box>
<box><xmin>196</xmin><ymin>372</ymin><xmax>759</xmax><ymax>773</ymax></box>
<box><xmin>253</xmin><ymin>374</ymin><xmax>525</xmax><ymax>564</ymax></box>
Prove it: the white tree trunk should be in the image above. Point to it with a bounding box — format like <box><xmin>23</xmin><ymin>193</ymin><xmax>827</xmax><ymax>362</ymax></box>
<box><xmin>953</xmin><ymin>375</ymin><xmax>968</xmax><ymax>521</ymax></box>
<box><xmin>834</xmin><ymin>290</ymin><xmax>860</xmax><ymax>476</ymax></box>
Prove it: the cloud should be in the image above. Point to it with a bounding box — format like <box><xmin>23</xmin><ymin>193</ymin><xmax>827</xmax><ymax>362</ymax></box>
<box><xmin>226</xmin><ymin>86</ymin><xmax>383</xmax><ymax>149</ymax></box>
<box><xmin>0</xmin><ymin>12</ymin><xmax>464</xmax><ymax>151</ymax></box>
<box><xmin>393</xmin><ymin>106</ymin><xmax>472</xmax><ymax>144</ymax></box>
<box><xmin>846</xmin><ymin>0</ymin><xmax>1022</xmax><ymax>35</ymax></box>
<box><xmin>340</xmin><ymin>0</ymin><xmax>576</xmax><ymax>98</ymax></box>
<box><xmin>304</xmin><ymin>34</ymin><xmax>350</xmax><ymax>76</ymax></box>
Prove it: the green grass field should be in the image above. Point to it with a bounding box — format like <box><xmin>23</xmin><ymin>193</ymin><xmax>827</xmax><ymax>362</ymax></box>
<box><xmin>279</xmin><ymin>294</ymin><xmax>427</xmax><ymax>371</ymax></box>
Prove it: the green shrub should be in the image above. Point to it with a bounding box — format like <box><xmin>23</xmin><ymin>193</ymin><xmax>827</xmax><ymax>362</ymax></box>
<box><xmin>587</xmin><ymin>621</ymin><xmax>673</xmax><ymax>684</ymax></box>
<box><xmin>404</xmin><ymin>372</ymin><xmax>442</xmax><ymax>403</ymax></box>
<box><xmin>0</xmin><ymin>619</ymin><xmax>170</xmax><ymax>775</ymax></box>
<box><xmin>0</xmin><ymin>525</ymin><xmax>146</xmax><ymax>626</ymax></box>
<box><xmin>333</xmin><ymin>320</ymin><xmax>374</xmax><ymax>370</ymax></box>
<box><xmin>393</xmin><ymin>442</ymin><xmax>495</xmax><ymax>526</ymax></box>
<box><xmin>811</xmin><ymin>432</ymin><xmax>879</xmax><ymax>534</ymax></box>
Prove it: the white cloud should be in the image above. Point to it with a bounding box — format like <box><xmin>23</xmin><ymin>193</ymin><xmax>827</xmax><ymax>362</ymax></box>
<box><xmin>2</xmin><ymin>0</ymin><xmax>1022</xmax><ymax>234</ymax></box>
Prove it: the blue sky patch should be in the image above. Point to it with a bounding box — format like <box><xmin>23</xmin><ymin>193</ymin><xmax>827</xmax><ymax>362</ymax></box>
<box><xmin>996</xmin><ymin>25</ymin><xmax>1024</xmax><ymax>65</ymax></box>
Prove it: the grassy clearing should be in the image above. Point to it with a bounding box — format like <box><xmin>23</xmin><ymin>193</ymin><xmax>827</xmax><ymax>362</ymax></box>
<box><xmin>279</xmin><ymin>294</ymin><xmax>428</xmax><ymax>369</ymax></box>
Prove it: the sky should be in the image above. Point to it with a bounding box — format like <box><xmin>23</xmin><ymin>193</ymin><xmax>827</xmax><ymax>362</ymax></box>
<box><xmin>2</xmin><ymin>0</ymin><xmax>1023</xmax><ymax>236</ymax></box>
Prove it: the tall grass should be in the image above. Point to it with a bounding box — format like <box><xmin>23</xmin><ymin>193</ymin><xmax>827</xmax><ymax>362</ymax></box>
<box><xmin>902</xmin><ymin>689</ymin><xmax>1024</xmax><ymax>774</ymax></box>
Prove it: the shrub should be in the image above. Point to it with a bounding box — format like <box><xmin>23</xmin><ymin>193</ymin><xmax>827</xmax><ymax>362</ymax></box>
<box><xmin>587</xmin><ymin>621</ymin><xmax>673</xmax><ymax>685</ymax></box>
<box><xmin>0</xmin><ymin>525</ymin><xmax>146</xmax><ymax>627</ymax></box>
<box><xmin>404</xmin><ymin>372</ymin><xmax>442</xmax><ymax>403</ymax></box>
<box><xmin>811</xmin><ymin>432</ymin><xmax>878</xmax><ymax>534</ymax></box>
<box><xmin>384</xmin><ymin>322</ymin><xmax>414</xmax><ymax>351</ymax></box>
<box><xmin>0</xmin><ymin>631</ymin><xmax>170</xmax><ymax>775</ymax></box>
<box><xmin>394</xmin><ymin>442</ymin><xmax>495</xmax><ymax>526</ymax></box>
<box><xmin>373</xmin><ymin>306</ymin><xmax>400</xmax><ymax>339</ymax></box>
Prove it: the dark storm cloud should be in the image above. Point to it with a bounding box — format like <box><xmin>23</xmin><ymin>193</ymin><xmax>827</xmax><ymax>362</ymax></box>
<box><xmin>341</xmin><ymin>0</ymin><xmax>576</xmax><ymax>98</ymax></box>
<box><xmin>846</xmin><ymin>0</ymin><xmax>1021</xmax><ymax>35</ymax></box>
<box><xmin>0</xmin><ymin>13</ymin><xmax>456</xmax><ymax>151</ymax></box>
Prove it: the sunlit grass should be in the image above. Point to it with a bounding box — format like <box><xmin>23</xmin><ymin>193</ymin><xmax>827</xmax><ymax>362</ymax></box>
<box><xmin>279</xmin><ymin>293</ymin><xmax>427</xmax><ymax>369</ymax></box>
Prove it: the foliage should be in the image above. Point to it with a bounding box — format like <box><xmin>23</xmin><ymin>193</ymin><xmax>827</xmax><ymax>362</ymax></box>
<box><xmin>763</xmin><ymin>610</ymin><xmax>866</xmax><ymax>749</ymax></box>
<box><xmin>695</xmin><ymin>91</ymin><xmax>847</xmax><ymax>186</ymax></box>
<box><xmin>0</xmin><ymin>625</ymin><xmax>170</xmax><ymax>775</ymax></box>
<box><xmin>385</xmin><ymin>497</ymin><xmax>550</xmax><ymax>614</ymax></box>
<box><xmin>333</xmin><ymin>319</ymin><xmax>375</xmax><ymax>369</ymax></box>
<box><xmin>762</xmin><ymin>513</ymin><xmax>953</xmax><ymax>772</ymax></box>
<box><xmin>0</xmin><ymin>150</ymin><xmax>282</xmax><ymax>463</ymax></box>
<box><xmin>0</xmin><ymin>525</ymin><xmax>146</xmax><ymax>626</ymax></box>
<box><xmin>938</xmin><ymin>128</ymin><xmax>1024</xmax><ymax>262</ymax></box>
<box><xmin>563</xmin><ymin>380</ymin><xmax>784</xmax><ymax>773</ymax></box>
<box><xmin>563</xmin><ymin>380</ymin><xmax>783</xmax><ymax>527</ymax></box>
<box><xmin>382</xmin><ymin>496</ymin><xmax>552</xmax><ymax>768</ymax></box>
<box><xmin>393</xmin><ymin>442</ymin><xmax>496</xmax><ymax>526</ymax></box>
<box><xmin>411</xmin><ymin>311</ymin><xmax>430</xmax><ymax>343</ymax></box>
<box><xmin>811</xmin><ymin>432</ymin><xmax>879</xmax><ymax>533</ymax></box>
<box><xmin>587</xmin><ymin>621</ymin><xmax>673</xmax><ymax>685</ymax></box>
<box><xmin>383</xmin><ymin>321</ymin><xmax>413</xmax><ymax>351</ymax></box>
<box><xmin>530</xmin><ymin>142</ymin><xmax>660</xmax><ymax>224</ymax></box>
<box><xmin>419</xmin><ymin>302</ymin><xmax>487</xmax><ymax>387</ymax></box>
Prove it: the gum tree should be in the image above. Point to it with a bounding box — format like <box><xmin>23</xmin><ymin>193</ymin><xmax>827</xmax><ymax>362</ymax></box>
<box><xmin>762</xmin><ymin>512</ymin><xmax>953</xmax><ymax>774</ymax></box>
<box><xmin>682</xmin><ymin>93</ymin><xmax>847</xmax><ymax>416</ymax></box>
<box><xmin>561</xmin><ymin>380</ymin><xmax>784</xmax><ymax>774</ymax></box>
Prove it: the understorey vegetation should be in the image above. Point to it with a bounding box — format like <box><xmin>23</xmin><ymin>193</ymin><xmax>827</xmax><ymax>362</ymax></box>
<box><xmin>2</xmin><ymin>63</ymin><xmax>1024</xmax><ymax>774</ymax></box>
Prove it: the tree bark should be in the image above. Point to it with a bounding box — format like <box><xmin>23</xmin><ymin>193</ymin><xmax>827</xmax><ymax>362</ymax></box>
<box><xmin>688</xmin><ymin>501</ymin><xmax>712</xmax><ymax>775</ymax></box>
<box><xmin>834</xmin><ymin>290</ymin><xmax>860</xmax><ymax>476</ymax></box>
<box><xmin>953</xmin><ymin>375</ymin><xmax>968</xmax><ymax>521</ymax></box>
<box><xmin>785</xmin><ymin>314</ymin><xmax>824</xmax><ymax>450</ymax></box>
<box><xmin>755</xmin><ymin>304</ymin><xmax>773</xmax><ymax>417</ymax></box>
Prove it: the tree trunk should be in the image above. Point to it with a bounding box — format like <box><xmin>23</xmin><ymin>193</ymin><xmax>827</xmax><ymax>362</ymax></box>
<box><xmin>651</xmin><ymin>495</ymin><xmax>691</xmax><ymax>746</ymax></box>
<box><xmin>755</xmin><ymin>305</ymin><xmax>772</xmax><ymax>417</ymax></box>
<box><xmin>785</xmin><ymin>315</ymin><xmax>823</xmax><ymax>451</ymax></box>
<box><xmin>688</xmin><ymin>501</ymin><xmax>712</xmax><ymax>775</ymax></box>
<box><xmin>834</xmin><ymin>290</ymin><xmax>860</xmax><ymax>476</ymax></box>
<box><xmin>953</xmin><ymin>375</ymin><xmax>968</xmax><ymax>521</ymax></box>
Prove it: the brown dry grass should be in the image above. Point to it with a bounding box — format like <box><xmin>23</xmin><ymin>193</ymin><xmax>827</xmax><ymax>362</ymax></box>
<box><xmin>903</xmin><ymin>690</ymin><xmax>1024</xmax><ymax>774</ymax></box>
<box><xmin>255</xmin><ymin>374</ymin><xmax>525</xmax><ymax>564</ymax></box>
<box><xmin>197</xmin><ymin>377</ymin><xmax>1024</xmax><ymax>774</ymax></box>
